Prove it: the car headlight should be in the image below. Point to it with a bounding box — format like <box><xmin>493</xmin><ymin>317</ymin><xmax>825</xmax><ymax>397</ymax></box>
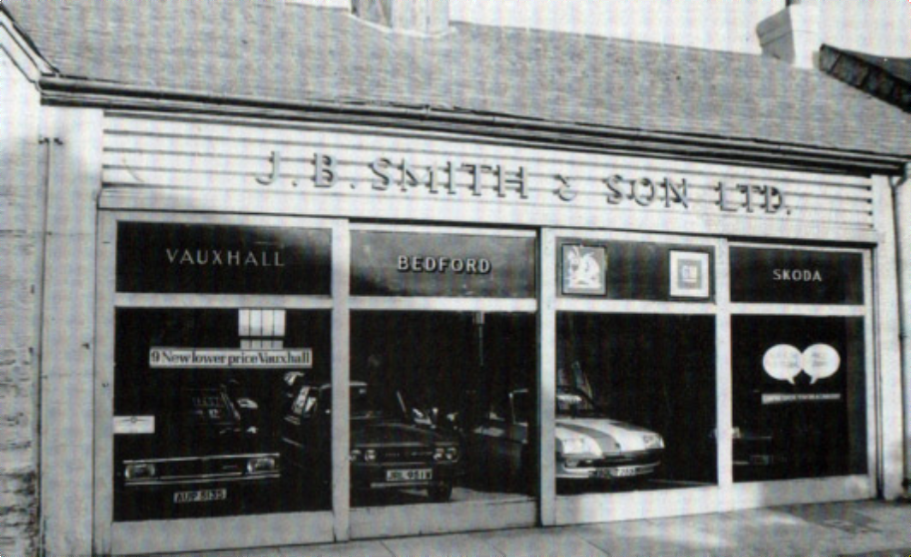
<box><xmin>247</xmin><ymin>456</ymin><xmax>277</xmax><ymax>474</ymax></box>
<box><xmin>642</xmin><ymin>434</ymin><xmax>664</xmax><ymax>449</ymax></box>
<box><xmin>350</xmin><ymin>449</ymin><xmax>362</xmax><ymax>462</ymax></box>
<box><xmin>124</xmin><ymin>463</ymin><xmax>157</xmax><ymax>480</ymax></box>
<box><xmin>560</xmin><ymin>437</ymin><xmax>600</xmax><ymax>456</ymax></box>
<box><xmin>364</xmin><ymin>449</ymin><xmax>377</xmax><ymax>462</ymax></box>
<box><xmin>433</xmin><ymin>447</ymin><xmax>445</xmax><ymax>461</ymax></box>
<box><xmin>444</xmin><ymin>446</ymin><xmax>459</xmax><ymax>462</ymax></box>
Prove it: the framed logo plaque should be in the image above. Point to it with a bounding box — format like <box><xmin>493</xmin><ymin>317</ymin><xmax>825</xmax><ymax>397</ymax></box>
<box><xmin>670</xmin><ymin>250</ymin><xmax>709</xmax><ymax>298</ymax></box>
<box><xmin>562</xmin><ymin>245</ymin><xmax>606</xmax><ymax>295</ymax></box>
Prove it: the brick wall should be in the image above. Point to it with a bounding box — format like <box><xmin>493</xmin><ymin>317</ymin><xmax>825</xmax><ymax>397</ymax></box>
<box><xmin>0</xmin><ymin>47</ymin><xmax>43</xmax><ymax>557</ymax></box>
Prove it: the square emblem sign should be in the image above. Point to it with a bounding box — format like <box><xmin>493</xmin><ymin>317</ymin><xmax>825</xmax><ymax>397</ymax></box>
<box><xmin>562</xmin><ymin>245</ymin><xmax>607</xmax><ymax>295</ymax></box>
<box><xmin>670</xmin><ymin>250</ymin><xmax>710</xmax><ymax>298</ymax></box>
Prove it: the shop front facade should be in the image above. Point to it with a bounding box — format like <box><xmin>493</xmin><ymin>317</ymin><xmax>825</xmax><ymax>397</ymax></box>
<box><xmin>67</xmin><ymin>112</ymin><xmax>901</xmax><ymax>554</ymax></box>
<box><xmin>4</xmin><ymin>2</ymin><xmax>911</xmax><ymax>556</ymax></box>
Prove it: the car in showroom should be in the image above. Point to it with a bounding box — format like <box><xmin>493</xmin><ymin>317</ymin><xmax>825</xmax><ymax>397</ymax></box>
<box><xmin>280</xmin><ymin>372</ymin><xmax>461</xmax><ymax>502</ymax></box>
<box><xmin>467</xmin><ymin>386</ymin><xmax>665</xmax><ymax>483</ymax></box>
<box><xmin>115</xmin><ymin>382</ymin><xmax>281</xmax><ymax>519</ymax></box>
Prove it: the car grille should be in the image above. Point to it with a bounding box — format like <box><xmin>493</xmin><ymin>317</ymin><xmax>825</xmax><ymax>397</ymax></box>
<box><xmin>123</xmin><ymin>454</ymin><xmax>280</xmax><ymax>486</ymax></box>
<box><xmin>378</xmin><ymin>448</ymin><xmax>435</xmax><ymax>463</ymax></box>
<box><xmin>158</xmin><ymin>458</ymin><xmax>246</xmax><ymax>481</ymax></box>
<box><xmin>578</xmin><ymin>449</ymin><xmax>663</xmax><ymax>467</ymax></box>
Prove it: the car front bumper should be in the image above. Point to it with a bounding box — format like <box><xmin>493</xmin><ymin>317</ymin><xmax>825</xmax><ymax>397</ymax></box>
<box><xmin>352</xmin><ymin>462</ymin><xmax>459</xmax><ymax>490</ymax></box>
<box><xmin>557</xmin><ymin>449</ymin><xmax>663</xmax><ymax>480</ymax></box>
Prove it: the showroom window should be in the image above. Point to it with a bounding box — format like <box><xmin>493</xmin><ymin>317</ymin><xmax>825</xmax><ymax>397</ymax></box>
<box><xmin>110</xmin><ymin>221</ymin><xmax>334</xmax><ymax>522</ymax></box>
<box><xmin>729</xmin><ymin>247</ymin><xmax>867</xmax><ymax>482</ymax></box>
<box><xmin>347</xmin><ymin>227</ymin><xmax>538</xmax><ymax>510</ymax></box>
<box><xmin>114</xmin><ymin>307</ymin><xmax>332</xmax><ymax>520</ymax></box>
<box><xmin>554</xmin><ymin>238</ymin><xmax>718</xmax><ymax>494</ymax></box>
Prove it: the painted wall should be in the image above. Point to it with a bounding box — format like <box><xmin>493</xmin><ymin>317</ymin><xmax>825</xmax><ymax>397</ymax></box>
<box><xmin>0</xmin><ymin>35</ymin><xmax>43</xmax><ymax>557</ymax></box>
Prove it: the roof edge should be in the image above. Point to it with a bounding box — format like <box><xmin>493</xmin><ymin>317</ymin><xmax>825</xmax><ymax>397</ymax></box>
<box><xmin>0</xmin><ymin>5</ymin><xmax>56</xmax><ymax>80</ymax></box>
<box><xmin>39</xmin><ymin>75</ymin><xmax>910</xmax><ymax>176</ymax></box>
<box><xmin>820</xmin><ymin>44</ymin><xmax>911</xmax><ymax>116</ymax></box>
<box><xmin>821</xmin><ymin>44</ymin><xmax>911</xmax><ymax>87</ymax></box>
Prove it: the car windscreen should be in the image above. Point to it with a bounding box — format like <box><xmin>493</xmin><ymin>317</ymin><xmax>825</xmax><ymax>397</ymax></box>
<box><xmin>351</xmin><ymin>384</ymin><xmax>409</xmax><ymax>420</ymax></box>
<box><xmin>555</xmin><ymin>387</ymin><xmax>601</xmax><ymax>417</ymax></box>
<box><xmin>148</xmin><ymin>387</ymin><xmax>243</xmax><ymax>443</ymax></box>
<box><xmin>179</xmin><ymin>389</ymin><xmax>241</xmax><ymax>425</ymax></box>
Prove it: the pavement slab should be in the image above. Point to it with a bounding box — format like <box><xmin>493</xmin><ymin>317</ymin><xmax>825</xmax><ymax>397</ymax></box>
<box><xmin>840</xmin><ymin>551</ymin><xmax>911</xmax><ymax>557</ymax></box>
<box><xmin>478</xmin><ymin>527</ymin><xmax>609</xmax><ymax>557</ymax></box>
<box><xmin>380</xmin><ymin>533</ymin><xmax>504</xmax><ymax>557</ymax></box>
<box><xmin>279</xmin><ymin>540</ymin><xmax>393</xmax><ymax>557</ymax></box>
<box><xmin>157</xmin><ymin>548</ymin><xmax>286</xmax><ymax>557</ymax></box>
<box><xmin>136</xmin><ymin>500</ymin><xmax>911</xmax><ymax>557</ymax></box>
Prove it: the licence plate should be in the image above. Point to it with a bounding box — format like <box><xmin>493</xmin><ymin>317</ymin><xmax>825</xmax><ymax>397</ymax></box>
<box><xmin>593</xmin><ymin>466</ymin><xmax>642</xmax><ymax>479</ymax></box>
<box><xmin>173</xmin><ymin>488</ymin><xmax>227</xmax><ymax>504</ymax></box>
<box><xmin>611</xmin><ymin>466</ymin><xmax>640</xmax><ymax>478</ymax></box>
<box><xmin>386</xmin><ymin>469</ymin><xmax>432</xmax><ymax>482</ymax></box>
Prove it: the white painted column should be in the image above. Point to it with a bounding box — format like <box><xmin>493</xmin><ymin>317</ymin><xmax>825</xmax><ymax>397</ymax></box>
<box><xmin>39</xmin><ymin>107</ymin><xmax>104</xmax><ymax>556</ymax></box>
<box><xmin>887</xmin><ymin>168</ymin><xmax>911</xmax><ymax>498</ymax></box>
<box><xmin>331</xmin><ymin>222</ymin><xmax>351</xmax><ymax>541</ymax></box>
<box><xmin>538</xmin><ymin>230</ymin><xmax>556</xmax><ymax>525</ymax></box>
<box><xmin>873</xmin><ymin>174</ymin><xmax>905</xmax><ymax>499</ymax></box>
<box><xmin>715</xmin><ymin>240</ymin><xmax>734</xmax><ymax>507</ymax></box>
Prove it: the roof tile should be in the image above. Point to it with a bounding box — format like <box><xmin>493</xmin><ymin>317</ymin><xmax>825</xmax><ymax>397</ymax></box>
<box><xmin>5</xmin><ymin>0</ymin><xmax>911</xmax><ymax>157</ymax></box>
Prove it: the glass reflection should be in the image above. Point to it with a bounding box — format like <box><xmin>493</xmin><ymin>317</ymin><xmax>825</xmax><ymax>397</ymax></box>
<box><xmin>114</xmin><ymin>308</ymin><xmax>331</xmax><ymax>522</ymax></box>
<box><xmin>556</xmin><ymin>313</ymin><xmax>717</xmax><ymax>495</ymax></box>
<box><xmin>350</xmin><ymin>311</ymin><xmax>536</xmax><ymax>507</ymax></box>
<box><xmin>731</xmin><ymin>316</ymin><xmax>866</xmax><ymax>482</ymax></box>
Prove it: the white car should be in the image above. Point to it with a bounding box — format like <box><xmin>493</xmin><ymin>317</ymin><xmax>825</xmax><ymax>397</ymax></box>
<box><xmin>468</xmin><ymin>386</ymin><xmax>664</xmax><ymax>482</ymax></box>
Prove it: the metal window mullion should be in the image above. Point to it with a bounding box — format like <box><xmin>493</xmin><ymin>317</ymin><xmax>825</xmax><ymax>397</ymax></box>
<box><xmin>716</xmin><ymin>238</ymin><xmax>734</xmax><ymax>498</ymax></box>
<box><xmin>348</xmin><ymin>296</ymin><xmax>537</xmax><ymax>313</ymax></box>
<box><xmin>539</xmin><ymin>229</ymin><xmax>557</xmax><ymax>526</ymax></box>
<box><xmin>555</xmin><ymin>299</ymin><xmax>716</xmax><ymax>314</ymax></box>
<box><xmin>113</xmin><ymin>293</ymin><xmax>334</xmax><ymax>310</ymax></box>
<box><xmin>331</xmin><ymin>221</ymin><xmax>351</xmax><ymax>541</ymax></box>
<box><xmin>730</xmin><ymin>303</ymin><xmax>866</xmax><ymax>317</ymax></box>
<box><xmin>863</xmin><ymin>249</ymin><xmax>877</xmax><ymax>496</ymax></box>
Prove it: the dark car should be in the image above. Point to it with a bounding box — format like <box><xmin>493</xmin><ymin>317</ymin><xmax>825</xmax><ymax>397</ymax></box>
<box><xmin>115</xmin><ymin>383</ymin><xmax>281</xmax><ymax>519</ymax></box>
<box><xmin>280</xmin><ymin>373</ymin><xmax>461</xmax><ymax>502</ymax></box>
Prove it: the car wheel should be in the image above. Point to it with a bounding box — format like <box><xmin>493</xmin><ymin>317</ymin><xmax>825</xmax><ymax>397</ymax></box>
<box><xmin>427</xmin><ymin>482</ymin><xmax>453</xmax><ymax>502</ymax></box>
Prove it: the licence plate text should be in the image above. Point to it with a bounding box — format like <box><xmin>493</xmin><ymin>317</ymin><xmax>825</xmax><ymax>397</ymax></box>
<box><xmin>593</xmin><ymin>466</ymin><xmax>648</xmax><ymax>479</ymax></box>
<box><xmin>173</xmin><ymin>488</ymin><xmax>227</xmax><ymax>504</ymax></box>
<box><xmin>386</xmin><ymin>469</ymin><xmax>432</xmax><ymax>482</ymax></box>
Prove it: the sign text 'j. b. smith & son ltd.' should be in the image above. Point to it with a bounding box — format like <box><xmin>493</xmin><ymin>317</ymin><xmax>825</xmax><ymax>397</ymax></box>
<box><xmin>253</xmin><ymin>151</ymin><xmax>790</xmax><ymax>215</ymax></box>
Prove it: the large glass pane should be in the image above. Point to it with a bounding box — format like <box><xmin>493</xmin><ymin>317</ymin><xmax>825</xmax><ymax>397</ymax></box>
<box><xmin>113</xmin><ymin>308</ymin><xmax>331</xmax><ymax>521</ymax></box>
<box><xmin>556</xmin><ymin>313</ymin><xmax>717</xmax><ymax>494</ymax></box>
<box><xmin>349</xmin><ymin>311</ymin><xmax>536</xmax><ymax>507</ymax></box>
<box><xmin>731</xmin><ymin>316</ymin><xmax>866</xmax><ymax>482</ymax></box>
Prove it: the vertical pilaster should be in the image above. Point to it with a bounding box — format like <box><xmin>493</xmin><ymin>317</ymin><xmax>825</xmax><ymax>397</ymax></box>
<box><xmin>886</xmin><ymin>171</ymin><xmax>911</xmax><ymax>498</ymax></box>
<box><xmin>715</xmin><ymin>240</ymin><xmax>734</xmax><ymax>504</ymax></box>
<box><xmin>538</xmin><ymin>230</ymin><xmax>556</xmax><ymax>525</ymax></box>
<box><xmin>331</xmin><ymin>221</ymin><xmax>351</xmax><ymax>541</ymax></box>
<box><xmin>872</xmin><ymin>174</ymin><xmax>904</xmax><ymax>499</ymax></box>
<box><xmin>40</xmin><ymin>107</ymin><xmax>103</xmax><ymax>556</ymax></box>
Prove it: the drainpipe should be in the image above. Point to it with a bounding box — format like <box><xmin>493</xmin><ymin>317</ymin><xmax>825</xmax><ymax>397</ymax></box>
<box><xmin>891</xmin><ymin>162</ymin><xmax>911</xmax><ymax>498</ymax></box>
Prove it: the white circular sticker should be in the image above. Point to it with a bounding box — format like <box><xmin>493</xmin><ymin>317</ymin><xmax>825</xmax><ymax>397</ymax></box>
<box><xmin>762</xmin><ymin>344</ymin><xmax>802</xmax><ymax>384</ymax></box>
<box><xmin>802</xmin><ymin>344</ymin><xmax>841</xmax><ymax>384</ymax></box>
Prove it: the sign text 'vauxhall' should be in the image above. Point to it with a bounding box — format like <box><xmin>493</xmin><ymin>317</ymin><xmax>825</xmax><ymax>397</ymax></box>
<box><xmin>254</xmin><ymin>151</ymin><xmax>789</xmax><ymax>216</ymax></box>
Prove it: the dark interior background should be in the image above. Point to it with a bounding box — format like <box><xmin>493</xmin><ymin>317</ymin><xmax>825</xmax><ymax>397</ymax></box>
<box><xmin>731</xmin><ymin>315</ymin><xmax>866</xmax><ymax>482</ymax></box>
<box><xmin>114</xmin><ymin>308</ymin><xmax>332</xmax><ymax>521</ymax></box>
<box><xmin>557</xmin><ymin>312</ymin><xmax>718</xmax><ymax>487</ymax></box>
